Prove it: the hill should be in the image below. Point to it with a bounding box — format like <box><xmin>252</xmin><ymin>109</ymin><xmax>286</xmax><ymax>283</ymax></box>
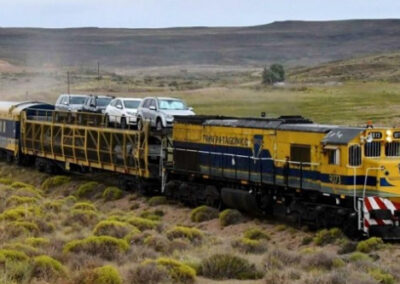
<box><xmin>1</xmin><ymin>19</ymin><xmax>400</xmax><ymax>68</ymax></box>
<box><xmin>289</xmin><ymin>52</ymin><xmax>400</xmax><ymax>82</ymax></box>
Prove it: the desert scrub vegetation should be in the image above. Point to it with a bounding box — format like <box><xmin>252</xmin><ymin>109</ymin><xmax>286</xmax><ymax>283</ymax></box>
<box><xmin>147</xmin><ymin>196</ymin><xmax>168</xmax><ymax>206</ymax></box>
<box><xmin>356</xmin><ymin>237</ymin><xmax>384</xmax><ymax>253</ymax></box>
<box><xmin>41</xmin><ymin>175</ymin><xmax>71</xmax><ymax>191</ymax></box>
<box><xmin>166</xmin><ymin>226</ymin><xmax>204</xmax><ymax>243</ymax></box>
<box><xmin>75</xmin><ymin>181</ymin><xmax>100</xmax><ymax>199</ymax></box>
<box><xmin>313</xmin><ymin>227</ymin><xmax>344</xmax><ymax>245</ymax></box>
<box><xmin>140</xmin><ymin>209</ymin><xmax>164</xmax><ymax>221</ymax></box>
<box><xmin>190</xmin><ymin>205</ymin><xmax>218</xmax><ymax>222</ymax></box>
<box><xmin>243</xmin><ymin>227</ymin><xmax>270</xmax><ymax>240</ymax></box>
<box><xmin>102</xmin><ymin>186</ymin><xmax>123</xmax><ymax>201</ymax></box>
<box><xmin>0</xmin><ymin>206</ymin><xmax>41</xmax><ymax>221</ymax></box>
<box><xmin>199</xmin><ymin>253</ymin><xmax>263</xmax><ymax>280</ymax></box>
<box><xmin>219</xmin><ymin>209</ymin><xmax>243</xmax><ymax>227</ymax></box>
<box><xmin>232</xmin><ymin>237</ymin><xmax>267</xmax><ymax>254</ymax></box>
<box><xmin>73</xmin><ymin>201</ymin><xmax>96</xmax><ymax>211</ymax></box>
<box><xmin>142</xmin><ymin>257</ymin><xmax>196</xmax><ymax>283</ymax></box>
<box><xmin>93</xmin><ymin>220</ymin><xmax>133</xmax><ymax>238</ymax></box>
<box><xmin>127</xmin><ymin>262</ymin><xmax>171</xmax><ymax>284</ymax></box>
<box><xmin>0</xmin><ymin>177</ymin><xmax>12</xmax><ymax>185</ymax></box>
<box><xmin>8</xmin><ymin>221</ymin><xmax>40</xmax><ymax>237</ymax></box>
<box><xmin>6</xmin><ymin>195</ymin><xmax>38</xmax><ymax>207</ymax></box>
<box><xmin>128</xmin><ymin>216</ymin><xmax>161</xmax><ymax>231</ymax></box>
<box><xmin>30</xmin><ymin>255</ymin><xmax>67</xmax><ymax>281</ymax></box>
<box><xmin>63</xmin><ymin>235</ymin><xmax>129</xmax><ymax>260</ymax></box>
<box><xmin>25</xmin><ymin>237</ymin><xmax>50</xmax><ymax>248</ymax></box>
<box><xmin>43</xmin><ymin>200</ymin><xmax>63</xmax><ymax>212</ymax></box>
<box><xmin>79</xmin><ymin>265</ymin><xmax>122</xmax><ymax>284</ymax></box>
<box><xmin>369</xmin><ymin>268</ymin><xmax>395</xmax><ymax>284</ymax></box>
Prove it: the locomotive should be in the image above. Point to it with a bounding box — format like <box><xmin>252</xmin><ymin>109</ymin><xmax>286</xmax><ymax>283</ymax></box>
<box><xmin>1</xmin><ymin>101</ymin><xmax>400</xmax><ymax>240</ymax></box>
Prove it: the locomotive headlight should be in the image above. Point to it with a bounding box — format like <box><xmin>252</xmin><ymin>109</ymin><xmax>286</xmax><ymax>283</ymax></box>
<box><xmin>387</xmin><ymin>136</ymin><xmax>393</xmax><ymax>143</ymax></box>
<box><xmin>387</xmin><ymin>130</ymin><xmax>393</xmax><ymax>137</ymax></box>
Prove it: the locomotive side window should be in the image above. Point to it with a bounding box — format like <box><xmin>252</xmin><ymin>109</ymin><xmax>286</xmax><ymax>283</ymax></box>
<box><xmin>349</xmin><ymin>145</ymin><xmax>361</xmax><ymax>166</ymax></box>
<box><xmin>327</xmin><ymin>149</ymin><xmax>340</xmax><ymax>165</ymax></box>
<box><xmin>290</xmin><ymin>144</ymin><xmax>311</xmax><ymax>164</ymax></box>
<box><xmin>364</xmin><ymin>142</ymin><xmax>381</xmax><ymax>157</ymax></box>
<box><xmin>386</xmin><ymin>142</ymin><xmax>400</xmax><ymax>157</ymax></box>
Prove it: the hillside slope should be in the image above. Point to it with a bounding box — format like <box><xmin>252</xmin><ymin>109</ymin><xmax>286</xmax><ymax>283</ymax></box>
<box><xmin>1</xmin><ymin>19</ymin><xmax>400</xmax><ymax>68</ymax></box>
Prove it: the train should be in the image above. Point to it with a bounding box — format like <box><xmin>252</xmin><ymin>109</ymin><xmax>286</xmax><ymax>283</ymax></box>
<box><xmin>1</xmin><ymin>101</ymin><xmax>400</xmax><ymax>240</ymax></box>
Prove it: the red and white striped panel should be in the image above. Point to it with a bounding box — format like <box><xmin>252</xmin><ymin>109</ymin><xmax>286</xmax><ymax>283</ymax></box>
<box><xmin>363</xmin><ymin>196</ymin><xmax>400</xmax><ymax>233</ymax></box>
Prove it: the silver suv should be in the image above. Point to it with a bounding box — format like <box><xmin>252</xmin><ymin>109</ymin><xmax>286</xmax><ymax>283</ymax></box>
<box><xmin>137</xmin><ymin>97</ymin><xmax>194</xmax><ymax>130</ymax></box>
<box><xmin>55</xmin><ymin>94</ymin><xmax>90</xmax><ymax>112</ymax></box>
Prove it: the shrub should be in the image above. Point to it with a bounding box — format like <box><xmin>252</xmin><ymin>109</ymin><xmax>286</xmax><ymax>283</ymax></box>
<box><xmin>232</xmin><ymin>237</ymin><xmax>267</xmax><ymax>254</ymax></box>
<box><xmin>124</xmin><ymin>228</ymin><xmax>145</xmax><ymax>244</ymax></box>
<box><xmin>356</xmin><ymin>237</ymin><xmax>384</xmax><ymax>253</ymax></box>
<box><xmin>93</xmin><ymin>220</ymin><xmax>132</xmax><ymax>238</ymax></box>
<box><xmin>0</xmin><ymin>249</ymin><xmax>29</xmax><ymax>262</ymax></box>
<box><xmin>199</xmin><ymin>253</ymin><xmax>263</xmax><ymax>280</ymax></box>
<box><xmin>301</xmin><ymin>236</ymin><xmax>313</xmax><ymax>245</ymax></box>
<box><xmin>81</xmin><ymin>265</ymin><xmax>122</xmax><ymax>284</ymax></box>
<box><xmin>338</xmin><ymin>240</ymin><xmax>357</xmax><ymax>254</ymax></box>
<box><xmin>348</xmin><ymin>252</ymin><xmax>372</xmax><ymax>262</ymax></box>
<box><xmin>3</xmin><ymin>242</ymin><xmax>39</xmax><ymax>257</ymax></box>
<box><xmin>140</xmin><ymin>210</ymin><xmax>163</xmax><ymax>221</ymax></box>
<box><xmin>302</xmin><ymin>251</ymin><xmax>339</xmax><ymax>270</ymax></box>
<box><xmin>8</xmin><ymin>221</ymin><xmax>40</xmax><ymax>237</ymax></box>
<box><xmin>0</xmin><ymin>206</ymin><xmax>40</xmax><ymax>221</ymax></box>
<box><xmin>166</xmin><ymin>226</ymin><xmax>204</xmax><ymax>243</ymax></box>
<box><xmin>73</xmin><ymin>202</ymin><xmax>96</xmax><ymax>211</ymax></box>
<box><xmin>243</xmin><ymin>227</ymin><xmax>270</xmax><ymax>240</ymax></box>
<box><xmin>63</xmin><ymin>195</ymin><xmax>77</xmax><ymax>205</ymax></box>
<box><xmin>41</xmin><ymin>176</ymin><xmax>71</xmax><ymax>191</ymax></box>
<box><xmin>102</xmin><ymin>186</ymin><xmax>123</xmax><ymax>201</ymax></box>
<box><xmin>10</xmin><ymin>181</ymin><xmax>35</xmax><ymax>190</ymax></box>
<box><xmin>148</xmin><ymin>196</ymin><xmax>168</xmax><ymax>206</ymax></box>
<box><xmin>15</xmin><ymin>187</ymin><xmax>42</xmax><ymax>199</ymax></box>
<box><xmin>143</xmin><ymin>257</ymin><xmax>196</xmax><ymax>283</ymax></box>
<box><xmin>126</xmin><ymin>263</ymin><xmax>171</xmax><ymax>284</ymax></box>
<box><xmin>313</xmin><ymin>228</ymin><xmax>343</xmax><ymax>246</ymax></box>
<box><xmin>43</xmin><ymin>200</ymin><xmax>63</xmax><ymax>212</ymax></box>
<box><xmin>144</xmin><ymin>235</ymin><xmax>171</xmax><ymax>253</ymax></box>
<box><xmin>264</xmin><ymin>248</ymin><xmax>301</xmax><ymax>270</ymax></box>
<box><xmin>369</xmin><ymin>268</ymin><xmax>395</xmax><ymax>284</ymax></box>
<box><xmin>190</xmin><ymin>205</ymin><xmax>218</xmax><ymax>223</ymax></box>
<box><xmin>275</xmin><ymin>224</ymin><xmax>287</xmax><ymax>231</ymax></box>
<box><xmin>25</xmin><ymin>237</ymin><xmax>50</xmax><ymax>248</ymax></box>
<box><xmin>68</xmin><ymin>209</ymin><xmax>98</xmax><ymax>226</ymax></box>
<box><xmin>219</xmin><ymin>209</ymin><xmax>243</xmax><ymax>227</ymax></box>
<box><xmin>0</xmin><ymin>177</ymin><xmax>12</xmax><ymax>185</ymax></box>
<box><xmin>63</xmin><ymin>236</ymin><xmax>129</xmax><ymax>260</ymax></box>
<box><xmin>6</xmin><ymin>196</ymin><xmax>38</xmax><ymax>207</ymax></box>
<box><xmin>128</xmin><ymin>216</ymin><xmax>160</xmax><ymax>231</ymax></box>
<box><xmin>75</xmin><ymin>181</ymin><xmax>99</xmax><ymax>199</ymax></box>
<box><xmin>30</xmin><ymin>255</ymin><xmax>67</xmax><ymax>281</ymax></box>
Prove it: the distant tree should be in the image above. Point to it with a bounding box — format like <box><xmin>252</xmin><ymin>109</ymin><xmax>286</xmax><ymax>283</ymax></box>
<box><xmin>262</xmin><ymin>64</ymin><xmax>285</xmax><ymax>85</ymax></box>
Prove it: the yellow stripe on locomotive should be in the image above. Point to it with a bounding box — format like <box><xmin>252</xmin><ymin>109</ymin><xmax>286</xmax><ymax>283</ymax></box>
<box><xmin>172</xmin><ymin>116</ymin><xmax>400</xmax><ymax>203</ymax></box>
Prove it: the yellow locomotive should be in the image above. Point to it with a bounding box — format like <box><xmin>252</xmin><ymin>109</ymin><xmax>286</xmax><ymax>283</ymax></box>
<box><xmin>169</xmin><ymin>116</ymin><xmax>400</xmax><ymax>239</ymax></box>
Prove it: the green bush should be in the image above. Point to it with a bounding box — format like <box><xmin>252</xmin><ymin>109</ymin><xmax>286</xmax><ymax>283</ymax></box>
<box><xmin>140</xmin><ymin>210</ymin><xmax>163</xmax><ymax>221</ymax></box>
<box><xmin>143</xmin><ymin>257</ymin><xmax>196</xmax><ymax>283</ymax></box>
<box><xmin>81</xmin><ymin>265</ymin><xmax>123</xmax><ymax>284</ymax></box>
<box><xmin>75</xmin><ymin>181</ymin><xmax>99</xmax><ymax>199</ymax></box>
<box><xmin>3</xmin><ymin>242</ymin><xmax>39</xmax><ymax>257</ymax></box>
<box><xmin>0</xmin><ymin>249</ymin><xmax>29</xmax><ymax>262</ymax></box>
<box><xmin>63</xmin><ymin>195</ymin><xmax>77</xmax><ymax>205</ymax></box>
<box><xmin>73</xmin><ymin>202</ymin><xmax>96</xmax><ymax>211</ymax></box>
<box><xmin>166</xmin><ymin>226</ymin><xmax>204</xmax><ymax>243</ymax></box>
<box><xmin>68</xmin><ymin>209</ymin><xmax>99</xmax><ymax>226</ymax></box>
<box><xmin>369</xmin><ymin>268</ymin><xmax>395</xmax><ymax>284</ymax></box>
<box><xmin>25</xmin><ymin>237</ymin><xmax>50</xmax><ymax>248</ymax></box>
<box><xmin>219</xmin><ymin>209</ymin><xmax>243</xmax><ymax>227</ymax></box>
<box><xmin>199</xmin><ymin>253</ymin><xmax>263</xmax><ymax>280</ymax></box>
<box><xmin>356</xmin><ymin>237</ymin><xmax>384</xmax><ymax>253</ymax></box>
<box><xmin>338</xmin><ymin>241</ymin><xmax>357</xmax><ymax>254</ymax></box>
<box><xmin>190</xmin><ymin>205</ymin><xmax>218</xmax><ymax>223</ymax></box>
<box><xmin>0</xmin><ymin>177</ymin><xmax>12</xmax><ymax>185</ymax></box>
<box><xmin>123</xmin><ymin>228</ymin><xmax>143</xmax><ymax>244</ymax></box>
<box><xmin>232</xmin><ymin>237</ymin><xmax>267</xmax><ymax>254</ymax></box>
<box><xmin>348</xmin><ymin>252</ymin><xmax>372</xmax><ymax>262</ymax></box>
<box><xmin>128</xmin><ymin>216</ymin><xmax>160</xmax><ymax>231</ymax></box>
<box><xmin>8</xmin><ymin>221</ymin><xmax>40</xmax><ymax>237</ymax></box>
<box><xmin>6</xmin><ymin>196</ymin><xmax>38</xmax><ymax>206</ymax></box>
<box><xmin>30</xmin><ymin>255</ymin><xmax>67</xmax><ymax>281</ymax></box>
<box><xmin>243</xmin><ymin>227</ymin><xmax>270</xmax><ymax>240</ymax></box>
<box><xmin>0</xmin><ymin>206</ymin><xmax>41</xmax><ymax>221</ymax></box>
<box><xmin>148</xmin><ymin>196</ymin><xmax>168</xmax><ymax>206</ymax></box>
<box><xmin>15</xmin><ymin>187</ymin><xmax>42</xmax><ymax>199</ymax></box>
<box><xmin>313</xmin><ymin>228</ymin><xmax>343</xmax><ymax>246</ymax></box>
<box><xmin>102</xmin><ymin>187</ymin><xmax>123</xmax><ymax>201</ymax></box>
<box><xmin>126</xmin><ymin>263</ymin><xmax>171</xmax><ymax>284</ymax></box>
<box><xmin>10</xmin><ymin>181</ymin><xmax>35</xmax><ymax>190</ymax></box>
<box><xmin>144</xmin><ymin>235</ymin><xmax>171</xmax><ymax>253</ymax></box>
<box><xmin>63</xmin><ymin>236</ymin><xmax>129</xmax><ymax>260</ymax></box>
<box><xmin>41</xmin><ymin>176</ymin><xmax>71</xmax><ymax>191</ymax></box>
<box><xmin>93</xmin><ymin>220</ymin><xmax>132</xmax><ymax>238</ymax></box>
<box><xmin>43</xmin><ymin>200</ymin><xmax>63</xmax><ymax>213</ymax></box>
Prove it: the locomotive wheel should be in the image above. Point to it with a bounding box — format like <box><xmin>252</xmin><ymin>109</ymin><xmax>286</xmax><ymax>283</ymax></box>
<box><xmin>205</xmin><ymin>185</ymin><xmax>220</xmax><ymax>208</ymax></box>
<box><xmin>342</xmin><ymin>214</ymin><xmax>361</xmax><ymax>240</ymax></box>
<box><xmin>6</xmin><ymin>152</ymin><xmax>13</xmax><ymax>164</ymax></box>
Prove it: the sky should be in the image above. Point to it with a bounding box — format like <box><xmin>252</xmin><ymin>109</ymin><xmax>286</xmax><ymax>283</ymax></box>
<box><xmin>1</xmin><ymin>0</ymin><xmax>400</xmax><ymax>28</ymax></box>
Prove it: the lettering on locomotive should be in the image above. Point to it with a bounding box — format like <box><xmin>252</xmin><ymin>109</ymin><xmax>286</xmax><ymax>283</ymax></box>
<box><xmin>202</xmin><ymin>135</ymin><xmax>249</xmax><ymax>147</ymax></box>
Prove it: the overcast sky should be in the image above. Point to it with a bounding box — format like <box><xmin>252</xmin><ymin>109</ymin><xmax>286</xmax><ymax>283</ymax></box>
<box><xmin>1</xmin><ymin>0</ymin><xmax>399</xmax><ymax>28</ymax></box>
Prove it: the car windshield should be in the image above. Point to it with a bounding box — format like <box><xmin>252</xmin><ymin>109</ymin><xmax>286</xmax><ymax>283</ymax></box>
<box><xmin>124</xmin><ymin>100</ymin><xmax>141</xmax><ymax>109</ymax></box>
<box><xmin>96</xmin><ymin>97</ymin><xmax>112</xmax><ymax>107</ymax></box>
<box><xmin>70</xmin><ymin>96</ymin><xmax>87</xmax><ymax>105</ymax></box>
<box><xmin>158</xmin><ymin>99</ymin><xmax>187</xmax><ymax>110</ymax></box>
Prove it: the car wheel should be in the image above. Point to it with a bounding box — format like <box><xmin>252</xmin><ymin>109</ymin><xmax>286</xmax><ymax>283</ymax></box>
<box><xmin>105</xmin><ymin>115</ymin><xmax>110</xmax><ymax>127</ymax></box>
<box><xmin>156</xmin><ymin>118</ymin><xmax>163</xmax><ymax>131</ymax></box>
<box><xmin>121</xmin><ymin>117</ymin><xmax>127</xmax><ymax>129</ymax></box>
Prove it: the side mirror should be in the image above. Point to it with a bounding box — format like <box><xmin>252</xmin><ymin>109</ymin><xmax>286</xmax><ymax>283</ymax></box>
<box><xmin>188</xmin><ymin>107</ymin><xmax>193</xmax><ymax>111</ymax></box>
<box><xmin>63</xmin><ymin>101</ymin><xmax>68</xmax><ymax>105</ymax></box>
<box><xmin>117</xmin><ymin>105</ymin><xmax>123</xmax><ymax>110</ymax></box>
<box><xmin>149</xmin><ymin>106</ymin><xmax>156</xmax><ymax>111</ymax></box>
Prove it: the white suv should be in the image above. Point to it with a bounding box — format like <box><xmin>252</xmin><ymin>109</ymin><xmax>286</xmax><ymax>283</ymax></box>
<box><xmin>137</xmin><ymin>97</ymin><xmax>195</xmax><ymax>130</ymax></box>
<box><xmin>105</xmin><ymin>98</ymin><xmax>142</xmax><ymax>128</ymax></box>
